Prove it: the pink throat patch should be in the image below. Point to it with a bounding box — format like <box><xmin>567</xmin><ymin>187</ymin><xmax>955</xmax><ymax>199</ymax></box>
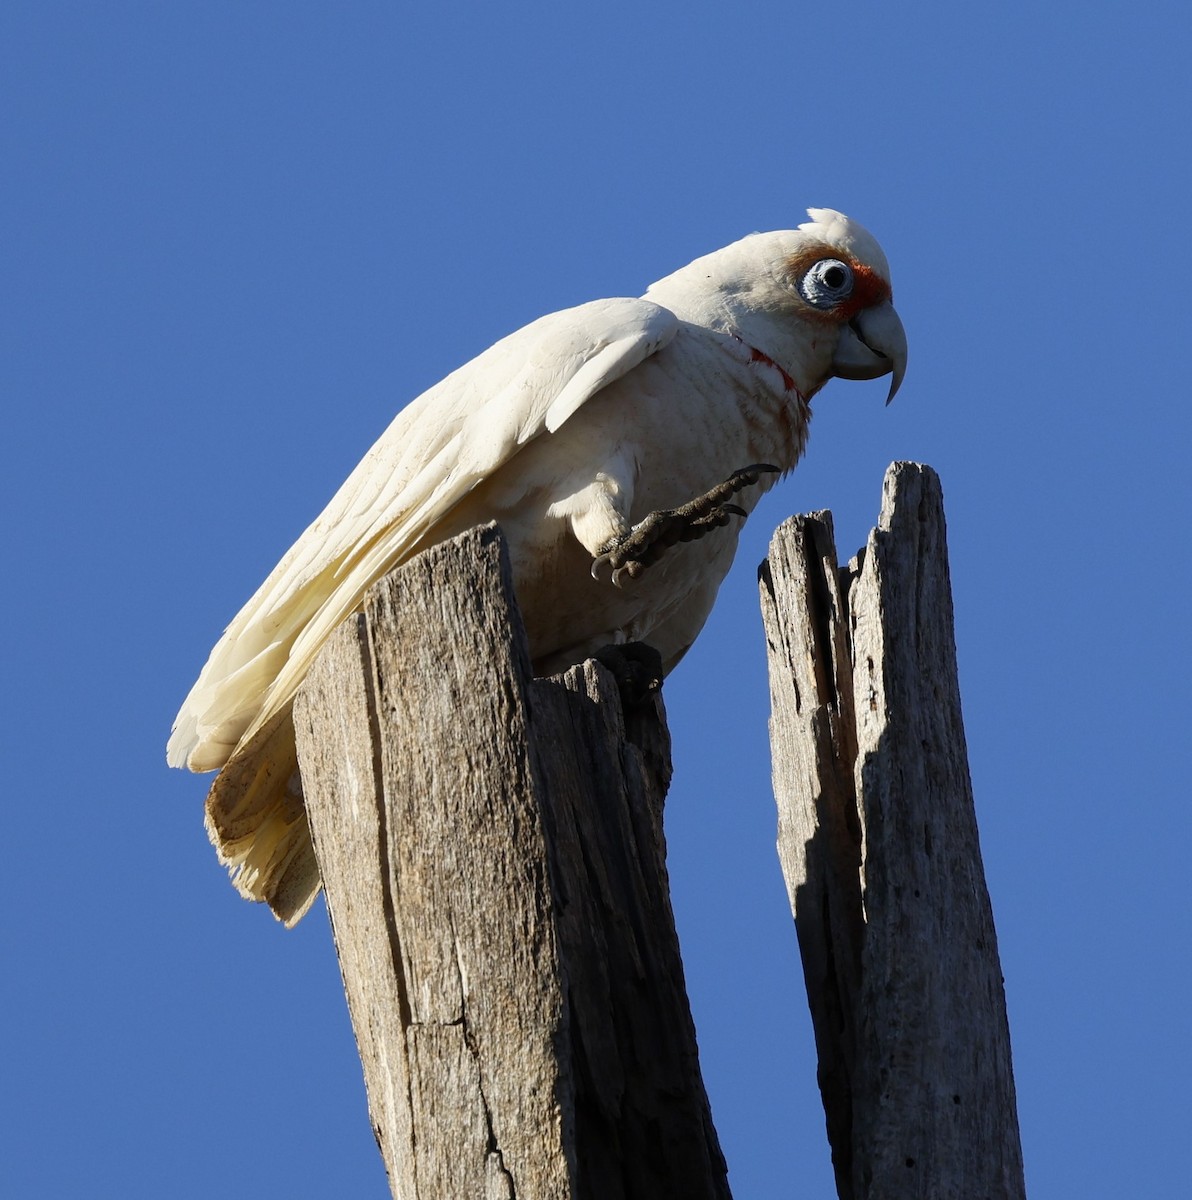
<box><xmin>749</xmin><ymin>345</ymin><xmax>797</xmax><ymax>392</ymax></box>
<box><xmin>733</xmin><ymin>335</ymin><xmax>802</xmax><ymax>397</ymax></box>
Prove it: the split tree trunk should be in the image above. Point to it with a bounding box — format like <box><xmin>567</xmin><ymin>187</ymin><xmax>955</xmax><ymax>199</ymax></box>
<box><xmin>759</xmin><ymin>462</ymin><xmax>1027</xmax><ymax>1200</ymax></box>
<box><xmin>291</xmin><ymin>524</ymin><xmax>729</xmax><ymax>1200</ymax></box>
<box><xmin>287</xmin><ymin>462</ymin><xmax>1025</xmax><ymax>1198</ymax></box>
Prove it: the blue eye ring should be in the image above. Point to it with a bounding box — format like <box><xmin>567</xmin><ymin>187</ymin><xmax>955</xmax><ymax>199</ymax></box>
<box><xmin>800</xmin><ymin>258</ymin><xmax>854</xmax><ymax>308</ymax></box>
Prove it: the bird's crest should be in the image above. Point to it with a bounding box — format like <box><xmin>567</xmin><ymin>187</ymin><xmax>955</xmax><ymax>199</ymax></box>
<box><xmin>798</xmin><ymin>208</ymin><xmax>891</xmax><ymax>282</ymax></box>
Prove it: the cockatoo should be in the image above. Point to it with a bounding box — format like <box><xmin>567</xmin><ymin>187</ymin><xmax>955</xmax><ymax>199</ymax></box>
<box><xmin>169</xmin><ymin>207</ymin><xmax>907</xmax><ymax>925</ymax></box>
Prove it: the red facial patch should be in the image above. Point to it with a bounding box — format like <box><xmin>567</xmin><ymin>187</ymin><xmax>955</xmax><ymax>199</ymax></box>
<box><xmin>784</xmin><ymin>242</ymin><xmax>892</xmax><ymax>322</ymax></box>
<box><xmin>840</xmin><ymin>262</ymin><xmax>892</xmax><ymax>317</ymax></box>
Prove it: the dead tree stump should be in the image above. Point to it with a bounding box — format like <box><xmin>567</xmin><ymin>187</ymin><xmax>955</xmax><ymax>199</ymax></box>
<box><xmin>291</xmin><ymin>524</ymin><xmax>729</xmax><ymax>1200</ymax></box>
<box><xmin>759</xmin><ymin>462</ymin><xmax>1027</xmax><ymax>1200</ymax></box>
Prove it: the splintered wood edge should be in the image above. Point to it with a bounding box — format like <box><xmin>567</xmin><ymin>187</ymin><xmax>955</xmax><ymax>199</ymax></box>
<box><xmin>295</xmin><ymin>523</ymin><xmax>729</xmax><ymax>1200</ymax></box>
<box><xmin>761</xmin><ymin>463</ymin><xmax>1025</xmax><ymax>1200</ymax></box>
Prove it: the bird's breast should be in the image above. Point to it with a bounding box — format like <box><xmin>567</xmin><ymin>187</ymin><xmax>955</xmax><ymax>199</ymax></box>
<box><xmin>476</xmin><ymin>326</ymin><xmax>806</xmax><ymax>674</ymax></box>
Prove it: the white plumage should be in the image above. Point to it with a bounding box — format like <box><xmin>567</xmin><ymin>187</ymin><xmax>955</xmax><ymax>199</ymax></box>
<box><xmin>169</xmin><ymin>208</ymin><xmax>907</xmax><ymax>924</ymax></box>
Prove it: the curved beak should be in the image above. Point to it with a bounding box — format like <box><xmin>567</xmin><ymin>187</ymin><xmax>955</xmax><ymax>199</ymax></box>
<box><xmin>831</xmin><ymin>300</ymin><xmax>907</xmax><ymax>404</ymax></box>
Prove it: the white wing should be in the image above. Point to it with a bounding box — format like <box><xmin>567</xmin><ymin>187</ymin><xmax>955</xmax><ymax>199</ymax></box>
<box><xmin>169</xmin><ymin>296</ymin><xmax>678</xmax><ymax>771</ymax></box>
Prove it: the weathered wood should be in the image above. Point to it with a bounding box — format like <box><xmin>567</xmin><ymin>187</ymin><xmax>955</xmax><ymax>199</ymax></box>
<box><xmin>759</xmin><ymin>462</ymin><xmax>1026</xmax><ymax>1200</ymax></box>
<box><xmin>760</xmin><ymin>505</ymin><xmax>865</xmax><ymax>1191</ymax></box>
<box><xmin>292</xmin><ymin>524</ymin><xmax>728</xmax><ymax>1200</ymax></box>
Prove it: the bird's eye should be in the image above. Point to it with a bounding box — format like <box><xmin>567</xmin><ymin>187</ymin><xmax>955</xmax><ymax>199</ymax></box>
<box><xmin>800</xmin><ymin>258</ymin><xmax>854</xmax><ymax>308</ymax></box>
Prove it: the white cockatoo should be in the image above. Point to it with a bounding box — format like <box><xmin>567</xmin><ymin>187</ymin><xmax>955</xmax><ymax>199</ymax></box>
<box><xmin>169</xmin><ymin>207</ymin><xmax>907</xmax><ymax>924</ymax></box>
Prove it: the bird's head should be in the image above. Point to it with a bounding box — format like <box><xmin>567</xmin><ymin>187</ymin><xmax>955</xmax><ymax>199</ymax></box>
<box><xmin>647</xmin><ymin>208</ymin><xmax>907</xmax><ymax>403</ymax></box>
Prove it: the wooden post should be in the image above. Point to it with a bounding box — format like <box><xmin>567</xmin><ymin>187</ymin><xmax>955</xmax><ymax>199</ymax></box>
<box><xmin>291</xmin><ymin>524</ymin><xmax>729</xmax><ymax>1200</ymax></box>
<box><xmin>759</xmin><ymin>462</ymin><xmax>1027</xmax><ymax>1200</ymax></box>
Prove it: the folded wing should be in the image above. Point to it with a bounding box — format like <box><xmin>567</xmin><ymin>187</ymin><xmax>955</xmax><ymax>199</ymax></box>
<box><xmin>168</xmin><ymin>296</ymin><xmax>679</xmax><ymax>772</ymax></box>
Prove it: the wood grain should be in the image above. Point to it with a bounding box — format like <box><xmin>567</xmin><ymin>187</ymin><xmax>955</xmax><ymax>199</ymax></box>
<box><xmin>293</xmin><ymin>524</ymin><xmax>728</xmax><ymax>1200</ymax></box>
<box><xmin>760</xmin><ymin>463</ymin><xmax>1026</xmax><ymax>1200</ymax></box>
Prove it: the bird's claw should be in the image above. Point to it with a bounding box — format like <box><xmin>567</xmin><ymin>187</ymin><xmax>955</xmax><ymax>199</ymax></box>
<box><xmin>592</xmin><ymin>464</ymin><xmax>779</xmax><ymax>588</ymax></box>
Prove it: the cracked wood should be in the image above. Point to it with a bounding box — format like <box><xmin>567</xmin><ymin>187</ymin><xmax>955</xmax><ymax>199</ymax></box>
<box><xmin>293</xmin><ymin>524</ymin><xmax>729</xmax><ymax>1200</ymax></box>
<box><xmin>759</xmin><ymin>462</ymin><xmax>1027</xmax><ymax>1200</ymax></box>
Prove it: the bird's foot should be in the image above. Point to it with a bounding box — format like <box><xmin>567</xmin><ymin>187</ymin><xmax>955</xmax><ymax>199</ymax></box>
<box><xmin>592</xmin><ymin>464</ymin><xmax>780</xmax><ymax>587</ymax></box>
<box><xmin>592</xmin><ymin>642</ymin><xmax>665</xmax><ymax>707</ymax></box>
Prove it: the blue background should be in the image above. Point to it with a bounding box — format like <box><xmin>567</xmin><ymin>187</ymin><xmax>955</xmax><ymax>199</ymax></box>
<box><xmin>4</xmin><ymin>3</ymin><xmax>1189</xmax><ymax>1196</ymax></box>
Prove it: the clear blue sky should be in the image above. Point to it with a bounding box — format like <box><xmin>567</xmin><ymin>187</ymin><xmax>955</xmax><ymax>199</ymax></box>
<box><xmin>4</xmin><ymin>3</ymin><xmax>1189</xmax><ymax>1196</ymax></box>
